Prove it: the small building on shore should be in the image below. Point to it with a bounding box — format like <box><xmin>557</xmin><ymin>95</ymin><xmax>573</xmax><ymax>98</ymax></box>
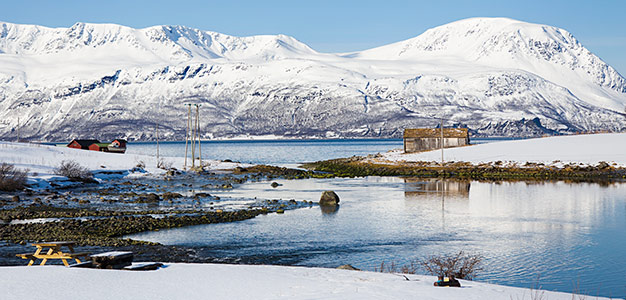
<box><xmin>88</xmin><ymin>143</ymin><xmax>111</xmax><ymax>152</ymax></box>
<box><xmin>107</xmin><ymin>139</ymin><xmax>127</xmax><ymax>153</ymax></box>
<box><xmin>66</xmin><ymin>138</ymin><xmax>126</xmax><ymax>154</ymax></box>
<box><xmin>403</xmin><ymin>128</ymin><xmax>469</xmax><ymax>153</ymax></box>
<box><xmin>67</xmin><ymin>139</ymin><xmax>101</xmax><ymax>150</ymax></box>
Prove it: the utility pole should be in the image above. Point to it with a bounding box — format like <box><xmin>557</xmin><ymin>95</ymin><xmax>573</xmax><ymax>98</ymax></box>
<box><xmin>191</xmin><ymin>105</ymin><xmax>196</xmax><ymax>168</ymax></box>
<box><xmin>440</xmin><ymin>116</ymin><xmax>444</xmax><ymax>165</ymax></box>
<box><xmin>184</xmin><ymin>104</ymin><xmax>191</xmax><ymax>170</ymax></box>
<box><xmin>155</xmin><ymin>120</ymin><xmax>160</xmax><ymax>166</ymax></box>
<box><xmin>195</xmin><ymin>104</ymin><xmax>202</xmax><ymax>168</ymax></box>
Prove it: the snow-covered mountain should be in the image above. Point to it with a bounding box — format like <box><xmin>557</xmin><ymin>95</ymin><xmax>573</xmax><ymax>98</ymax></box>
<box><xmin>1</xmin><ymin>17</ymin><xmax>625</xmax><ymax>141</ymax></box>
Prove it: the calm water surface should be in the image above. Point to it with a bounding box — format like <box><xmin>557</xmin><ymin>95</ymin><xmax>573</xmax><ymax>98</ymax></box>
<box><xmin>127</xmin><ymin>139</ymin><xmax>403</xmax><ymax>166</ymax></box>
<box><xmin>126</xmin><ymin>139</ymin><xmax>625</xmax><ymax>297</ymax></box>
<box><xmin>128</xmin><ymin>177</ymin><xmax>626</xmax><ymax>298</ymax></box>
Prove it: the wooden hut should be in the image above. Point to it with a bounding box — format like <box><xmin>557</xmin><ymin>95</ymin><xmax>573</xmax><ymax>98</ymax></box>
<box><xmin>403</xmin><ymin>128</ymin><xmax>469</xmax><ymax>153</ymax></box>
<box><xmin>67</xmin><ymin>139</ymin><xmax>100</xmax><ymax>150</ymax></box>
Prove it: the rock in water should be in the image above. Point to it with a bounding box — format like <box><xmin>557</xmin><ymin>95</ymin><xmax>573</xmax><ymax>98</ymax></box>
<box><xmin>319</xmin><ymin>191</ymin><xmax>340</xmax><ymax>206</ymax></box>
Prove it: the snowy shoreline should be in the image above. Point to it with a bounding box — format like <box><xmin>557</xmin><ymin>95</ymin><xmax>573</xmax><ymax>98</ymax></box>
<box><xmin>377</xmin><ymin>133</ymin><xmax>626</xmax><ymax>167</ymax></box>
<box><xmin>0</xmin><ymin>263</ymin><xmax>615</xmax><ymax>300</ymax></box>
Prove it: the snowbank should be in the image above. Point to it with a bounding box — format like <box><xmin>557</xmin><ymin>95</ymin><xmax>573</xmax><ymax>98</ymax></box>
<box><xmin>0</xmin><ymin>263</ymin><xmax>608</xmax><ymax>300</ymax></box>
<box><xmin>381</xmin><ymin>133</ymin><xmax>626</xmax><ymax>167</ymax></box>
<box><xmin>0</xmin><ymin>141</ymin><xmax>244</xmax><ymax>188</ymax></box>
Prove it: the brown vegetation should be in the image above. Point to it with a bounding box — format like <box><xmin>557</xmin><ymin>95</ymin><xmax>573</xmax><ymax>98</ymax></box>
<box><xmin>0</xmin><ymin>163</ymin><xmax>28</xmax><ymax>191</ymax></box>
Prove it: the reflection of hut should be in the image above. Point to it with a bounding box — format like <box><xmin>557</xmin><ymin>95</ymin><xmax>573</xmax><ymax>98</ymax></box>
<box><xmin>403</xmin><ymin>128</ymin><xmax>469</xmax><ymax>153</ymax></box>
<box><xmin>403</xmin><ymin>178</ymin><xmax>470</xmax><ymax>198</ymax></box>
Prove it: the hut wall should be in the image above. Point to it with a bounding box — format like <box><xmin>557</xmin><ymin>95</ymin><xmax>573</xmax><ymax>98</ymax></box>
<box><xmin>404</xmin><ymin>137</ymin><xmax>469</xmax><ymax>153</ymax></box>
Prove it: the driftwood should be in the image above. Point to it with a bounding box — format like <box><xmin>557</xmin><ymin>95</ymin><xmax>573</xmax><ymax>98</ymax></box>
<box><xmin>90</xmin><ymin>251</ymin><xmax>133</xmax><ymax>269</ymax></box>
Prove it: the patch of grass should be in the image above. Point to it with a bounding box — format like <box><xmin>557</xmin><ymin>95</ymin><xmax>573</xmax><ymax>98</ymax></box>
<box><xmin>0</xmin><ymin>209</ymin><xmax>263</xmax><ymax>247</ymax></box>
<box><xmin>303</xmin><ymin>157</ymin><xmax>626</xmax><ymax>182</ymax></box>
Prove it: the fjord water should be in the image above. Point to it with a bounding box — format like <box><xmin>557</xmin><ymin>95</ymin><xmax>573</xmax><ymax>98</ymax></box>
<box><xmin>127</xmin><ymin>139</ymin><xmax>404</xmax><ymax>166</ymax></box>
<box><xmin>128</xmin><ymin>177</ymin><xmax>626</xmax><ymax>298</ymax></box>
<box><xmin>126</xmin><ymin>139</ymin><xmax>625</xmax><ymax>298</ymax></box>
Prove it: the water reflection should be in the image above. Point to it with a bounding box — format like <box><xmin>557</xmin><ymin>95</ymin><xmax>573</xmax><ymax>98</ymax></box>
<box><xmin>403</xmin><ymin>178</ymin><xmax>471</xmax><ymax>197</ymax></box>
<box><xmin>126</xmin><ymin>177</ymin><xmax>626</xmax><ymax>298</ymax></box>
<box><xmin>320</xmin><ymin>205</ymin><xmax>340</xmax><ymax>215</ymax></box>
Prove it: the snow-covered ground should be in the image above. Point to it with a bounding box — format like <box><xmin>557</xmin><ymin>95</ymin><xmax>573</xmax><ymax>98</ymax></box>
<box><xmin>380</xmin><ymin>133</ymin><xmax>626</xmax><ymax>167</ymax></box>
<box><xmin>0</xmin><ymin>263</ymin><xmax>611</xmax><ymax>300</ymax></box>
<box><xmin>0</xmin><ymin>141</ymin><xmax>243</xmax><ymax>188</ymax></box>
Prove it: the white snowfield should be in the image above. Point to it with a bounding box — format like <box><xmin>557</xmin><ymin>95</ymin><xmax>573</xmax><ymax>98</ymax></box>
<box><xmin>0</xmin><ymin>263</ymin><xmax>611</xmax><ymax>300</ymax></box>
<box><xmin>0</xmin><ymin>141</ymin><xmax>242</xmax><ymax>187</ymax></box>
<box><xmin>380</xmin><ymin>133</ymin><xmax>626</xmax><ymax>167</ymax></box>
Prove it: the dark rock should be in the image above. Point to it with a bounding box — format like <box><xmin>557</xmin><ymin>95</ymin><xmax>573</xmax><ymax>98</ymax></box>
<box><xmin>270</xmin><ymin>182</ymin><xmax>281</xmax><ymax>188</ymax></box>
<box><xmin>162</xmin><ymin>192</ymin><xmax>183</xmax><ymax>201</ymax></box>
<box><xmin>337</xmin><ymin>264</ymin><xmax>360</xmax><ymax>271</ymax></box>
<box><xmin>319</xmin><ymin>191</ymin><xmax>340</xmax><ymax>206</ymax></box>
<box><xmin>136</xmin><ymin>193</ymin><xmax>160</xmax><ymax>203</ymax></box>
<box><xmin>194</xmin><ymin>192</ymin><xmax>211</xmax><ymax>198</ymax></box>
<box><xmin>11</xmin><ymin>195</ymin><xmax>20</xmax><ymax>202</ymax></box>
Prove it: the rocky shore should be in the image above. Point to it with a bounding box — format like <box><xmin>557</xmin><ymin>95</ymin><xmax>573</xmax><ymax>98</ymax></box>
<box><xmin>303</xmin><ymin>156</ymin><xmax>626</xmax><ymax>182</ymax></box>
<box><xmin>0</xmin><ymin>165</ymin><xmax>318</xmax><ymax>266</ymax></box>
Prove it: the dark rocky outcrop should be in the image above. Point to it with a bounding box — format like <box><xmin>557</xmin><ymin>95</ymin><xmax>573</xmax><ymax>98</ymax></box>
<box><xmin>319</xmin><ymin>191</ymin><xmax>340</xmax><ymax>206</ymax></box>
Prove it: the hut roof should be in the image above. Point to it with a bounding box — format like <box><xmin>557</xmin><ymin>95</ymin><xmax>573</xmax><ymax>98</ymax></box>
<box><xmin>403</xmin><ymin>128</ymin><xmax>469</xmax><ymax>139</ymax></box>
<box><xmin>69</xmin><ymin>139</ymin><xmax>101</xmax><ymax>147</ymax></box>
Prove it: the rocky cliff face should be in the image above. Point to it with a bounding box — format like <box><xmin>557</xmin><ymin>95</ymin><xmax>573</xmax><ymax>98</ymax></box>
<box><xmin>1</xmin><ymin>18</ymin><xmax>624</xmax><ymax>141</ymax></box>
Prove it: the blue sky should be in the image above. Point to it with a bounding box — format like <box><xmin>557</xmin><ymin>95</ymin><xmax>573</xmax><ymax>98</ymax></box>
<box><xmin>2</xmin><ymin>0</ymin><xmax>625</xmax><ymax>74</ymax></box>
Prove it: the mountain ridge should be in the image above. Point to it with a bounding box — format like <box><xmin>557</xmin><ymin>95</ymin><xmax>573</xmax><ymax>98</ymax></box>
<box><xmin>0</xmin><ymin>18</ymin><xmax>625</xmax><ymax>141</ymax></box>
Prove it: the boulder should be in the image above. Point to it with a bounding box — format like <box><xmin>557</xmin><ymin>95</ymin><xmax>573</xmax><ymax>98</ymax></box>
<box><xmin>162</xmin><ymin>192</ymin><xmax>183</xmax><ymax>201</ymax></box>
<box><xmin>136</xmin><ymin>193</ymin><xmax>160</xmax><ymax>203</ymax></box>
<box><xmin>337</xmin><ymin>264</ymin><xmax>360</xmax><ymax>271</ymax></box>
<box><xmin>11</xmin><ymin>195</ymin><xmax>20</xmax><ymax>202</ymax></box>
<box><xmin>319</xmin><ymin>191</ymin><xmax>340</xmax><ymax>206</ymax></box>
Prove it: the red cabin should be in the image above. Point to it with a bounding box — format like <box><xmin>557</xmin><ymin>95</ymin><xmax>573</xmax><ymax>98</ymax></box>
<box><xmin>88</xmin><ymin>143</ymin><xmax>110</xmax><ymax>152</ymax></box>
<box><xmin>67</xmin><ymin>139</ymin><xmax>100</xmax><ymax>150</ymax></box>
